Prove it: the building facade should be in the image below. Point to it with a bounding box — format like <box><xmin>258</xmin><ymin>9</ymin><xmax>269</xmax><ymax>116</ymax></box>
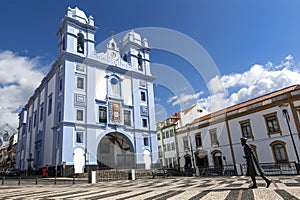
<box><xmin>16</xmin><ymin>7</ymin><xmax>158</xmax><ymax>175</ymax></box>
<box><xmin>156</xmin><ymin>104</ymin><xmax>209</xmax><ymax>169</ymax></box>
<box><xmin>176</xmin><ymin>85</ymin><xmax>300</xmax><ymax>175</ymax></box>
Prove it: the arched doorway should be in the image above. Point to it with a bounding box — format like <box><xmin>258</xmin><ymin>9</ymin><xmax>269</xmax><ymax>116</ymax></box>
<box><xmin>97</xmin><ymin>132</ymin><xmax>134</xmax><ymax>169</ymax></box>
<box><xmin>143</xmin><ymin>150</ymin><xmax>151</xmax><ymax>170</ymax></box>
<box><xmin>74</xmin><ymin>148</ymin><xmax>85</xmax><ymax>173</ymax></box>
<box><xmin>195</xmin><ymin>151</ymin><xmax>208</xmax><ymax>168</ymax></box>
<box><xmin>184</xmin><ymin>154</ymin><xmax>192</xmax><ymax>168</ymax></box>
<box><xmin>212</xmin><ymin>150</ymin><xmax>223</xmax><ymax>168</ymax></box>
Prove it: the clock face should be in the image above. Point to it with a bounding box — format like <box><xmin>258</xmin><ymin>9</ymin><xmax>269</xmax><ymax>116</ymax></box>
<box><xmin>110</xmin><ymin>52</ymin><xmax>116</xmax><ymax>58</ymax></box>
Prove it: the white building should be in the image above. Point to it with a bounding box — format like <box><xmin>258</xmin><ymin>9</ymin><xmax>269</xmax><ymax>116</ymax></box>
<box><xmin>177</xmin><ymin>85</ymin><xmax>300</xmax><ymax>175</ymax></box>
<box><xmin>156</xmin><ymin>104</ymin><xmax>209</xmax><ymax>169</ymax></box>
<box><xmin>16</xmin><ymin>7</ymin><xmax>158</xmax><ymax>176</ymax></box>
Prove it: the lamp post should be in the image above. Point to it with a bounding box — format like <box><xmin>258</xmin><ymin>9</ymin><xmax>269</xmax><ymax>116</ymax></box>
<box><xmin>187</xmin><ymin>124</ymin><xmax>196</xmax><ymax>173</ymax></box>
<box><xmin>279</xmin><ymin>104</ymin><xmax>300</xmax><ymax>163</ymax></box>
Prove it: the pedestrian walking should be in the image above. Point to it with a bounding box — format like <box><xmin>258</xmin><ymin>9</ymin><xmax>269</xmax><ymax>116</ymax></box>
<box><xmin>241</xmin><ymin>137</ymin><xmax>272</xmax><ymax>189</ymax></box>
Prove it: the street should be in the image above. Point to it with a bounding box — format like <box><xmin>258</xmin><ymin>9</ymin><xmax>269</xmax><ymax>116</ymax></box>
<box><xmin>0</xmin><ymin>175</ymin><xmax>300</xmax><ymax>199</ymax></box>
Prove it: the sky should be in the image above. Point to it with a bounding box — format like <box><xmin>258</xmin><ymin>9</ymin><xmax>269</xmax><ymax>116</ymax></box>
<box><xmin>1</xmin><ymin>0</ymin><xmax>300</xmax><ymax>128</ymax></box>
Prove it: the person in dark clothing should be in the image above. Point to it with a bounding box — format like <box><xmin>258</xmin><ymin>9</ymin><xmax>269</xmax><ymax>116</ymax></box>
<box><xmin>241</xmin><ymin>137</ymin><xmax>272</xmax><ymax>189</ymax></box>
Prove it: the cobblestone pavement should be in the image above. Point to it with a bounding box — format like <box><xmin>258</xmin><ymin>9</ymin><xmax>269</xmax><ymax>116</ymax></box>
<box><xmin>0</xmin><ymin>176</ymin><xmax>300</xmax><ymax>199</ymax></box>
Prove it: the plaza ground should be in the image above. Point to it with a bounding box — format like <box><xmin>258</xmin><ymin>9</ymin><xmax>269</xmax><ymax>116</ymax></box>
<box><xmin>0</xmin><ymin>175</ymin><xmax>299</xmax><ymax>199</ymax></box>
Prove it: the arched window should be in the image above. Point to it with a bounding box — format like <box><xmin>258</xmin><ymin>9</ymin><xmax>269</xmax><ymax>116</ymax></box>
<box><xmin>77</xmin><ymin>33</ymin><xmax>84</xmax><ymax>53</ymax></box>
<box><xmin>137</xmin><ymin>53</ymin><xmax>143</xmax><ymax>71</ymax></box>
<box><xmin>270</xmin><ymin>141</ymin><xmax>288</xmax><ymax>163</ymax></box>
<box><xmin>110</xmin><ymin>77</ymin><xmax>120</xmax><ymax>97</ymax></box>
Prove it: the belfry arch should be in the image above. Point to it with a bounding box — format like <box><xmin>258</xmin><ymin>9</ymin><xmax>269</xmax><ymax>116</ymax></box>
<box><xmin>97</xmin><ymin>132</ymin><xmax>135</xmax><ymax>169</ymax></box>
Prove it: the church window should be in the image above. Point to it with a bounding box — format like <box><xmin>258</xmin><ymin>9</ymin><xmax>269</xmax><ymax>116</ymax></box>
<box><xmin>76</xmin><ymin>132</ymin><xmax>83</xmax><ymax>143</ymax></box>
<box><xmin>142</xmin><ymin>118</ymin><xmax>148</xmax><ymax>128</ymax></box>
<box><xmin>123</xmin><ymin>110</ymin><xmax>131</xmax><ymax>126</ymax></box>
<box><xmin>141</xmin><ymin>91</ymin><xmax>146</xmax><ymax>102</ymax></box>
<box><xmin>99</xmin><ymin>106</ymin><xmax>107</xmax><ymax>123</ymax></box>
<box><xmin>137</xmin><ymin>53</ymin><xmax>143</xmax><ymax>71</ymax></box>
<box><xmin>144</xmin><ymin>137</ymin><xmax>149</xmax><ymax>146</ymax></box>
<box><xmin>77</xmin><ymin>77</ymin><xmax>84</xmax><ymax>89</ymax></box>
<box><xmin>77</xmin><ymin>33</ymin><xmax>84</xmax><ymax>53</ymax></box>
<box><xmin>76</xmin><ymin>109</ymin><xmax>84</xmax><ymax>121</ymax></box>
<box><xmin>110</xmin><ymin>77</ymin><xmax>120</xmax><ymax>96</ymax></box>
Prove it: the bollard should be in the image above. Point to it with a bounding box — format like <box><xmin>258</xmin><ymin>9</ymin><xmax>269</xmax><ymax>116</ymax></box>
<box><xmin>73</xmin><ymin>176</ymin><xmax>75</xmax><ymax>184</ymax></box>
<box><xmin>2</xmin><ymin>177</ymin><xmax>4</xmax><ymax>185</ymax></box>
<box><xmin>18</xmin><ymin>177</ymin><xmax>21</xmax><ymax>185</ymax></box>
<box><xmin>54</xmin><ymin>177</ymin><xmax>56</xmax><ymax>185</ymax></box>
<box><xmin>35</xmin><ymin>177</ymin><xmax>38</xmax><ymax>185</ymax></box>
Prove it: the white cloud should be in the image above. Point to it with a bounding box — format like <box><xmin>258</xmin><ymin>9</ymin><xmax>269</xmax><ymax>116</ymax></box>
<box><xmin>172</xmin><ymin>55</ymin><xmax>300</xmax><ymax>113</ymax></box>
<box><xmin>202</xmin><ymin>56</ymin><xmax>300</xmax><ymax>110</ymax></box>
<box><xmin>0</xmin><ymin>50</ymin><xmax>47</xmax><ymax>128</ymax></box>
<box><xmin>167</xmin><ymin>91</ymin><xmax>204</xmax><ymax>109</ymax></box>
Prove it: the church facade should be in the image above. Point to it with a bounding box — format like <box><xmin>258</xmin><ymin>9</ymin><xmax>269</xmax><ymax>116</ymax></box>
<box><xmin>16</xmin><ymin>7</ymin><xmax>158</xmax><ymax>175</ymax></box>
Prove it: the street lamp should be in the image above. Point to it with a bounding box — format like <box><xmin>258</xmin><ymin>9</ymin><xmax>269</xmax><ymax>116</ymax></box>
<box><xmin>279</xmin><ymin>104</ymin><xmax>300</xmax><ymax>163</ymax></box>
<box><xmin>187</xmin><ymin>124</ymin><xmax>196</xmax><ymax>172</ymax></box>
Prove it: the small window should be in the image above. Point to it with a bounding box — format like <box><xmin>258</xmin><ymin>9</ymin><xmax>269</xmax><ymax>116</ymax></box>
<box><xmin>28</xmin><ymin>117</ymin><xmax>32</xmax><ymax>132</ymax></box>
<box><xmin>166</xmin><ymin>130</ymin><xmax>169</xmax><ymax>138</ymax></box>
<box><xmin>77</xmin><ymin>77</ymin><xmax>84</xmax><ymax>89</ymax></box>
<box><xmin>40</xmin><ymin>103</ymin><xmax>44</xmax><ymax>122</ymax></box>
<box><xmin>183</xmin><ymin>137</ymin><xmax>189</xmax><ymax>150</ymax></box>
<box><xmin>171</xmin><ymin>142</ymin><xmax>175</xmax><ymax>151</ymax></box>
<box><xmin>48</xmin><ymin>94</ymin><xmax>52</xmax><ymax>115</ymax></box>
<box><xmin>58</xmin><ymin>111</ymin><xmax>61</xmax><ymax>122</ymax></box>
<box><xmin>264</xmin><ymin>113</ymin><xmax>281</xmax><ymax>134</ymax></box>
<box><xmin>141</xmin><ymin>91</ymin><xmax>146</xmax><ymax>102</ymax></box>
<box><xmin>123</xmin><ymin>110</ymin><xmax>131</xmax><ymax>126</ymax></box>
<box><xmin>144</xmin><ymin>137</ymin><xmax>149</xmax><ymax>146</ymax></box>
<box><xmin>76</xmin><ymin>132</ymin><xmax>83</xmax><ymax>143</ymax></box>
<box><xmin>240</xmin><ymin>120</ymin><xmax>253</xmax><ymax>138</ymax></box>
<box><xmin>76</xmin><ymin>109</ymin><xmax>84</xmax><ymax>121</ymax></box>
<box><xmin>195</xmin><ymin>133</ymin><xmax>202</xmax><ymax>147</ymax></box>
<box><xmin>167</xmin><ymin>143</ymin><xmax>171</xmax><ymax>151</ymax></box>
<box><xmin>59</xmin><ymin>79</ymin><xmax>63</xmax><ymax>91</ymax></box>
<box><xmin>142</xmin><ymin>118</ymin><xmax>148</xmax><ymax>128</ymax></box>
<box><xmin>33</xmin><ymin>111</ymin><xmax>37</xmax><ymax>127</ymax></box>
<box><xmin>99</xmin><ymin>106</ymin><xmax>107</xmax><ymax>123</ymax></box>
<box><xmin>157</xmin><ymin>133</ymin><xmax>161</xmax><ymax>140</ymax></box>
<box><xmin>170</xmin><ymin>129</ymin><xmax>174</xmax><ymax>137</ymax></box>
<box><xmin>210</xmin><ymin>129</ymin><xmax>218</xmax><ymax>146</ymax></box>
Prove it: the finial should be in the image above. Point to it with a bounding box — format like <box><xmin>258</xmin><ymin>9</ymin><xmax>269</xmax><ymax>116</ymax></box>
<box><xmin>111</xmin><ymin>30</ymin><xmax>114</xmax><ymax>38</ymax></box>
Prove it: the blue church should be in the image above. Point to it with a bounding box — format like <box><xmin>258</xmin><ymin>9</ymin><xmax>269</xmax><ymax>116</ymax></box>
<box><xmin>16</xmin><ymin>7</ymin><xmax>158</xmax><ymax>176</ymax></box>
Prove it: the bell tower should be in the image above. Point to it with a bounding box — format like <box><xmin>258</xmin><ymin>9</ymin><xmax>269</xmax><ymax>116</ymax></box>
<box><xmin>56</xmin><ymin>7</ymin><xmax>98</xmax><ymax>57</ymax></box>
<box><xmin>121</xmin><ymin>30</ymin><xmax>151</xmax><ymax>75</ymax></box>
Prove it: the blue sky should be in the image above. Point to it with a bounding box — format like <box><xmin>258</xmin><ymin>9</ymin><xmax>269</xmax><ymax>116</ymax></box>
<box><xmin>1</xmin><ymin>0</ymin><xmax>300</xmax><ymax>127</ymax></box>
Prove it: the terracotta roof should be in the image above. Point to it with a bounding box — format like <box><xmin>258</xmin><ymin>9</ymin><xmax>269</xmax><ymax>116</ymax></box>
<box><xmin>192</xmin><ymin>84</ymin><xmax>300</xmax><ymax>124</ymax></box>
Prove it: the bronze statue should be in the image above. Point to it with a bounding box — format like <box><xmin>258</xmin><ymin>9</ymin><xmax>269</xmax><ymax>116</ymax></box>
<box><xmin>241</xmin><ymin>137</ymin><xmax>272</xmax><ymax>189</ymax></box>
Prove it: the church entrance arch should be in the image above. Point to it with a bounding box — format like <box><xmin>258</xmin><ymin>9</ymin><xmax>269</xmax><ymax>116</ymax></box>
<box><xmin>97</xmin><ymin>132</ymin><xmax>134</xmax><ymax>169</ymax></box>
